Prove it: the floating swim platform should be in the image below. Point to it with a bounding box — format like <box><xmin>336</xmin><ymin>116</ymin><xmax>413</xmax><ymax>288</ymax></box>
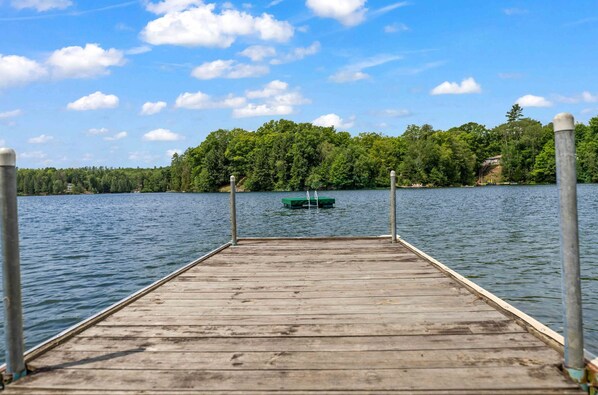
<box><xmin>282</xmin><ymin>197</ymin><xmax>335</xmax><ymax>208</ymax></box>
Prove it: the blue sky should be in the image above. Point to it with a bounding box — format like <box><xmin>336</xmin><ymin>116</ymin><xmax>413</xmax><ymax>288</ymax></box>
<box><xmin>0</xmin><ymin>0</ymin><xmax>597</xmax><ymax>168</ymax></box>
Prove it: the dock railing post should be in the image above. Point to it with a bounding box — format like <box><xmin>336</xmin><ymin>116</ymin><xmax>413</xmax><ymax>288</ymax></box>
<box><xmin>0</xmin><ymin>148</ymin><xmax>27</xmax><ymax>381</ymax></box>
<box><xmin>230</xmin><ymin>175</ymin><xmax>237</xmax><ymax>246</ymax></box>
<box><xmin>390</xmin><ymin>170</ymin><xmax>397</xmax><ymax>243</ymax></box>
<box><xmin>553</xmin><ymin>113</ymin><xmax>587</xmax><ymax>386</ymax></box>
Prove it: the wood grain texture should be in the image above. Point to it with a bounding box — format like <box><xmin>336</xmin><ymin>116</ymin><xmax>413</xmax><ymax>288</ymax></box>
<box><xmin>4</xmin><ymin>238</ymin><xmax>582</xmax><ymax>394</ymax></box>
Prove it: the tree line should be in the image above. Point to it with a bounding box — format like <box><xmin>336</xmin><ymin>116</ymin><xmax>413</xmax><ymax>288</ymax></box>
<box><xmin>17</xmin><ymin>106</ymin><xmax>598</xmax><ymax>195</ymax></box>
<box><xmin>170</xmin><ymin>106</ymin><xmax>598</xmax><ymax>192</ymax></box>
<box><xmin>17</xmin><ymin>167</ymin><xmax>171</xmax><ymax>195</ymax></box>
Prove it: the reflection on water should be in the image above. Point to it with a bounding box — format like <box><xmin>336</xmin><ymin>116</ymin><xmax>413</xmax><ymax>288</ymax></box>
<box><xmin>0</xmin><ymin>185</ymin><xmax>596</xmax><ymax>363</ymax></box>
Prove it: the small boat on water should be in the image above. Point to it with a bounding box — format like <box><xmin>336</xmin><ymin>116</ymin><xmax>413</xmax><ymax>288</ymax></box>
<box><xmin>282</xmin><ymin>191</ymin><xmax>335</xmax><ymax>209</ymax></box>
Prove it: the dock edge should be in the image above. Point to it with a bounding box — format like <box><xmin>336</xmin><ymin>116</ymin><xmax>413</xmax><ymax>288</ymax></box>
<box><xmin>0</xmin><ymin>242</ymin><xmax>232</xmax><ymax>378</ymax></box>
<box><xmin>398</xmin><ymin>237</ymin><xmax>598</xmax><ymax>387</ymax></box>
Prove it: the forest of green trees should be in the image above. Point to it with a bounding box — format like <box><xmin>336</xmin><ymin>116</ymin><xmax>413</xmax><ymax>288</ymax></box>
<box><xmin>17</xmin><ymin>106</ymin><xmax>598</xmax><ymax>195</ymax></box>
<box><xmin>17</xmin><ymin>167</ymin><xmax>171</xmax><ymax>195</ymax></box>
<box><xmin>170</xmin><ymin>106</ymin><xmax>598</xmax><ymax>192</ymax></box>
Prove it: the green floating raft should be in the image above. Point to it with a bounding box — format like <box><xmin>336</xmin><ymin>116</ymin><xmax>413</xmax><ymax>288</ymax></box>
<box><xmin>282</xmin><ymin>196</ymin><xmax>335</xmax><ymax>209</ymax></box>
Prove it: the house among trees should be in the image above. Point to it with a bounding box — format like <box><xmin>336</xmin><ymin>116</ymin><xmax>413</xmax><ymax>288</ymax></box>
<box><xmin>482</xmin><ymin>155</ymin><xmax>502</xmax><ymax>167</ymax></box>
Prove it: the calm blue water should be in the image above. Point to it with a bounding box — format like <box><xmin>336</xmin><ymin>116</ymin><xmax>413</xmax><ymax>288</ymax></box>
<box><xmin>0</xmin><ymin>185</ymin><xmax>596</xmax><ymax>365</ymax></box>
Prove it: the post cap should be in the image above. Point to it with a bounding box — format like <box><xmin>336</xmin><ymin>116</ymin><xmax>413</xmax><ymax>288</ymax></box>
<box><xmin>0</xmin><ymin>148</ymin><xmax>16</xmax><ymax>167</ymax></box>
<box><xmin>553</xmin><ymin>113</ymin><xmax>575</xmax><ymax>133</ymax></box>
<box><xmin>390</xmin><ymin>170</ymin><xmax>396</xmax><ymax>177</ymax></box>
<box><xmin>230</xmin><ymin>175</ymin><xmax>235</xmax><ymax>182</ymax></box>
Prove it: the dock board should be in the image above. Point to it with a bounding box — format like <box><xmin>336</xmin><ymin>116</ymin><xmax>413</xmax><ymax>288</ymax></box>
<box><xmin>2</xmin><ymin>238</ymin><xmax>584</xmax><ymax>393</ymax></box>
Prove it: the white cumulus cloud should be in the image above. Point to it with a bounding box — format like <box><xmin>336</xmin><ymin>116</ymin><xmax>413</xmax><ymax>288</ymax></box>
<box><xmin>104</xmin><ymin>131</ymin><xmax>128</xmax><ymax>141</ymax></box>
<box><xmin>306</xmin><ymin>0</ymin><xmax>367</xmax><ymax>26</ymax></box>
<box><xmin>269</xmin><ymin>91</ymin><xmax>310</xmax><ymax>106</ymax></box>
<box><xmin>11</xmin><ymin>0</ymin><xmax>72</xmax><ymax>11</ymax></box>
<box><xmin>28</xmin><ymin>134</ymin><xmax>54</xmax><ymax>144</ymax></box>
<box><xmin>0</xmin><ymin>109</ymin><xmax>23</xmax><ymax>119</ymax></box>
<box><xmin>312</xmin><ymin>113</ymin><xmax>355</xmax><ymax>129</ymax></box>
<box><xmin>233</xmin><ymin>103</ymin><xmax>293</xmax><ymax>118</ymax></box>
<box><xmin>141</xmin><ymin>101</ymin><xmax>167</xmax><ymax>115</ymax></box>
<box><xmin>516</xmin><ymin>94</ymin><xmax>552</xmax><ymax>108</ymax></box>
<box><xmin>1</xmin><ymin>44</ymin><xmax>125</xmax><ymax>89</ymax></box>
<box><xmin>67</xmin><ymin>91</ymin><xmax>119</xmax><ymax>111</ymax></box>
<box><xmin>0</xmin><ymin>54</ymin><xmax>47</xmax><ymax>89</ymax></box>
<box><xmin>47</xmin><ymin>43</ymin><xmax>126</xmax><ymax>79</ymax></box>
<box><xmin>239</xmin><ymin>45</ymin><xmax>276</xmax><ymax>62</ymax></box>
<box><xmin>246</xmin><ymin>80</ymin><xmax>288</xmax><ymax>98</ymax></box>
<box><xmin>191</xmin><ymin>59</ymin><xmax>268</xmax><ymax>79</ymax></box>
<box><xmin>175</xmin><ymin>91</ymin><xmax>246</xmax><ymax>109</ymax></box>
<box><xmin>141</xmin><ymin>2</ymin><xmax>293</xmax><ymax>47</ymax></box>
<box><xmin>234</xmin><ymin>80</ymin><xmax>309</xmax><ymax>118</ymax></box>
<box><xmin>175</xmin><ymin>91</ymin><xmax>210</xmax><ymax>109</ymax></box>
<box><xmin>175</xmin><ymin>80</ymin><xmax>308</xmax><ymax>118</ymax></box>
<box><xmin>143</xmin><ymin>128</ymin><xmax>184</xmax><ymax>141</ymax></box>
<box><xmin>431</xmin><ymin>77</ymin><xmax>482</xmax><ymax>95</ymax></box>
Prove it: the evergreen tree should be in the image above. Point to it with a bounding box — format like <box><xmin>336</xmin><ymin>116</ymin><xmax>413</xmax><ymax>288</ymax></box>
<box><xmin>506</xmin><ymin>104</ymin><xmax>524</xmax><ymax>123</ymax></box>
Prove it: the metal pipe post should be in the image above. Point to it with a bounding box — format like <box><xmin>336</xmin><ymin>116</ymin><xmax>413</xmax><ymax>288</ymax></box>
<box><xmin>553</xmin><ymin>113</ymin><xmax>586</xmax><ymax>381</ymax></box>
<box><xmin>0</xmin><ymin>148</ymin><xmax>26</xmax><ymax>380</ymax></box>
<box><xmin>390</xmin><ymin>170</ymin><xmax>397</xmax><ymax>243</ymax></box>
<box><xmin>230</xmin><ymin>176</ymin><xmax>237</xmax><ymax>246</ymax></box>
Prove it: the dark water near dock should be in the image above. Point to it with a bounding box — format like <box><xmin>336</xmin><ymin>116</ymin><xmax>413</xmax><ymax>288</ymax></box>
<box><xmin>0</xmin><ymin>185</ymin><xmax>597</xmax><ymax>364</ymax></box>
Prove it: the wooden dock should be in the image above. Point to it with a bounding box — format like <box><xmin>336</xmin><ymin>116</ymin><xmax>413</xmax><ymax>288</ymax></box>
<box><xmin>1</xmin><ymin>237</ymin><xmax>590</xmax><ymax>393</ymax></box>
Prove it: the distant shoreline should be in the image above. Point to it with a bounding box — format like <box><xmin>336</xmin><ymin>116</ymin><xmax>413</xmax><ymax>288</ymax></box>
<box><xmin>16</xmin><ymin>182</ymin><xmax>567</xmax><ymax>197</ymax></box>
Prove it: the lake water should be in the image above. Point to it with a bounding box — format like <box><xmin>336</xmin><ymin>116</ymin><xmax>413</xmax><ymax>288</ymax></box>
<box><xmin>0</xmin><ymin>185</ymin><xmax>597</xmax><ymax>365</ymax></box>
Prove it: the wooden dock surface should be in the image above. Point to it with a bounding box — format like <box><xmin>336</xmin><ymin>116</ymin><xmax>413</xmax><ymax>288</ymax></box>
<box><xmin>3</xmin><ymin>238</ymin><xmax>583</xmax><ymax>394</ymax></box>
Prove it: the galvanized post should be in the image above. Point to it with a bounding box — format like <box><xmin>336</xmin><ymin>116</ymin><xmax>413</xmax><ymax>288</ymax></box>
<box><xmin>553</xmin><ymin>113</ymin><xmax>587</xmax><ymax>385</ymax></box>
<box><xmin>390</xmin><ymin>170</ymin><xmax>397</xmax><ymax>243</ymax></box>
<box><xmin>0</xmin><ymin>148</ymin><xmax>27</xmax><ymax>381</ymax></box>
<box><xmin>230</xmin><ymin>175</ymin><xmax>237</xmax><ymax>246</ymax></box>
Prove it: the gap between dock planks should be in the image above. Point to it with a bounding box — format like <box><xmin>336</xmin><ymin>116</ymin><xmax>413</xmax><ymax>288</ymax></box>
<box><xmin>2</xmin><ymin>237</ymin><xmax>585</xmax><ymax>393</ymax></box>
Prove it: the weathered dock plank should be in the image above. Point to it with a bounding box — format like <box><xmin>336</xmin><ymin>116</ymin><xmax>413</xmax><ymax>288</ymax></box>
<box><xmin>95</xmin><ymin>310</ymin><xmax>514</xmax><ymax>326</ymax></box>
<box><xmin>84</xmin><ymin>320</ymin><xmax>524</xmax><ymax>337</ymax></box>
<box><xmin>2</xmin><ymin>367</ymin><xmax>579</xmax><ymax>393</ymax></box>
<box><xmin>29</xmin><ymin>347</ymin><xmax>562</xmax><ymax>370</ymax></box>
<box><xmin>2</xmin><ymin>238</ymin><xmax>583</xmax><ymax>393</ymax></box>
